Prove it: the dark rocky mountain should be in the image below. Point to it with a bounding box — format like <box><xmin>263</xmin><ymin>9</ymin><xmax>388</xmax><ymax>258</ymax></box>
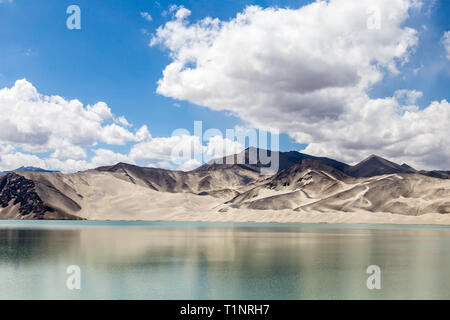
<box><xmin>269</xmin><ymin>158</ymin><xmax>351</xmax><ymax>185</ymax></box>
<box><xmin>199</xmin><ymin>148</ymin><xmax>447</xmax><ymax>180</ymax></box>
<box><xmin>420</xmin><ymin>170</ymin><xmax>450</xmax><ymax>179</ymax></box>
<box><xmin>197</xmin><ymin>147</ymin><xmax>350</xmax><ymax>173</ymax></box>
<box><xmin>344</xmin><ymin>155</ymin><xmax>417</xmax><ymax>178</ymax></box>
<box><xmin>401</xmin><ymin>163</ymin><xmax>417</xmax><ymax>171</ymax></box>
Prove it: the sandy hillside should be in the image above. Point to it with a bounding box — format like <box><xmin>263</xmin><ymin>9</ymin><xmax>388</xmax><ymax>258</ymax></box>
<box><xmin>1</xmin><ymin>151</ymin><xmax>450</xmax><ymax>224</ymax></box>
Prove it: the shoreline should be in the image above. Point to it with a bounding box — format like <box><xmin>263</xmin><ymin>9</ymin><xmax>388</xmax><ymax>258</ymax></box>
<box><xmin>2</xmin><ymin>210</ymin><xmax>450</xmax><ymax>228</ymax></box>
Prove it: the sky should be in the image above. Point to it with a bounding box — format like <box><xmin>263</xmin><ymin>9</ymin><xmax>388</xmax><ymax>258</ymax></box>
<box><xmin>0</xmin><ymin>0</ymin><xmax>449</xmax><ymax>172</ymax></box>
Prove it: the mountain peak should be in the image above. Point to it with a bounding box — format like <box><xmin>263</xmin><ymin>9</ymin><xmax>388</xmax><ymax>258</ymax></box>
<box><xmin>96</xmin><ymin>162</ymin><xmax>137</xmax><ymax>172</ymax></box>
<box><xmin>345</xmin><ymin>154</ymin><xmax>414</xmax><ymax>178</ymax></box>
<box><xmin>203</xmin><ymin>148</ymin><xmax>350</xmax><ymax>173</ymax></box>
<box><xmin>401</xmin><ymin>163</ymin><xmax>416</xmax><ymax>171</ymax></box>
<box><xmin>363</xmin><ymin>154</ymin><xmax>387</xmax><ymax>162</ymax></box>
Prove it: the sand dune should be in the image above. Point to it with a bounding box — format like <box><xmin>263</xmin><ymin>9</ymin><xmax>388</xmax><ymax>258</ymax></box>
<box><xmin>1</xmin><ymin>151</ymin><xmax>450</xmax><ymax>224</ymax></box>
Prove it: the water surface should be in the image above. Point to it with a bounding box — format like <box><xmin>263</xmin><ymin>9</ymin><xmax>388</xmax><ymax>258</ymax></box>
<box><xmin>1</xmin><ymin>220</ymin><xmax>450</xmax><ymax>299</ymax></box>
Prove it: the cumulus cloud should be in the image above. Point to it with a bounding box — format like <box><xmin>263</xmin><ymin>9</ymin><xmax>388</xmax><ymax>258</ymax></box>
<box><xmin>178</xmin><ymin>159</ymin><xmax>201</xmax><ymax>171</ymax></box>
<box><xmin>36</xmin><ymin>149</ymin><xmax>132</xmax><ymax>173</ymax></box>
<box><xmin>150</xmin><ymin>0</ymin><xmax>450</xmax><ymax>169</ymax></box>
<box><xmin>129</xmin><ymin>134</ymin><xmax>204</xmax><ymax>163</ymax></box>
<box><xmin>165</xmin><ymin>4</ymin><xmax>191</xmax><ymax>20</ymax></box>
<box><xmin>0</xmin><ymin>152</ymin><xmax>45</xmax><ymax>170</ymax></box>
<box><xmin>0</xmin><ymin>79</ymin><xmax>149</xmax><ymax>157</ymax></box>
<box><xmin>205</xmin><ymin>135</ymin><xmax>243</xmax><ymax>160</ymax></box>
<box><xmin>0</xmin><ymin>79</ymin><xmax>152</xmax><ymax>171</ymax></box>
<box><xmin>0</xmin><ymin>79</ymin><xmax>243</xmax><ymax>172</ymax></box>
<box><xmin>0</xmin><ymin>148</ymin><xmax>133</xmax><ymax>172</ymax></box>
<box><xmin>151</xmin><ymin>0</ymin><xmax>418</xmax><ymax>120</ymax></box>
<box><xmin>302</xmin><ymin>98</ymin><xmax>450</xmax><ymax>169</ymax></box>
<box><xmin>129</xmin><ymin>134</ymin><xmax>244</xmax><ymax>168</ymax></box>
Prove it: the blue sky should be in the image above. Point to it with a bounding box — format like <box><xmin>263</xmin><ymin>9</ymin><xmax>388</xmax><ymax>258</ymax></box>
<box><xmin>0</xmin><ymin>0</ymin><xmax>449</xmax><ymax>171</ymax></box>
<box><xmin>0</xmin><ymin>0</ymin><xmax>304</xmax><ymax>148</ymax></box>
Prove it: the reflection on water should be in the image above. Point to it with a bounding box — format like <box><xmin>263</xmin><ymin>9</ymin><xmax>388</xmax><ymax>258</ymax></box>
<box><xmin>1</xmin><ymin>221</ymin><xmax>450</xmax><ymax>299</ymax></box>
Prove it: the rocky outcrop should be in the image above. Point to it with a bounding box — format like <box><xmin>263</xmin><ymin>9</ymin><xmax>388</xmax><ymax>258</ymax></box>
<box><xmin>0</xmin><ymin>173</ymin><xmax>53</xmax><ymax>218</ymax></box>
<box><xmin>0</xmin><ymin>173</ymin><xmax>82</xmax><ymax>220</ymax></box>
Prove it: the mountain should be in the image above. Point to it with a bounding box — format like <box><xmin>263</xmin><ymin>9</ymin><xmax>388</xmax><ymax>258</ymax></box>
<box><xmin>96</xmin><ymin>161</ymin><xmax>260</xmax><ymax>196</ymax></box>
<box><xmin>0</xmin><ymin>166</ymin><xmax>58</xmax><ymax>176</ymax></box>
<box><xmin>222</xmin><ymin>159</ymin><xmax>351</xmax><ymax>211</ymax></box>
<box><xmin>199</xmin><ymin>147</ymin><xmax>350</xmax><ymax>172</ymax></box>
<box><xmin>401</xmin><ymin>163</ymin><xmax>417</xmax><ymax>171</ymax></box>
<box><xmin>203</xmin><ymin>148</ymin><xmax>443</xmax><ymax>180</ymax></box>
<box><xmin>1</xmin><ymin>151</ymin><xmax>450</xmax><ymax>223</ymax></box>
<box><xmin>344</xmin><ymin>155</ymin><xmax>416</xmax><ymax>178</ymax></box>
<box><xmin>420</xmin><ymin>170</ymin><xmax>450</xmax><ymax>180</ymax></box>
<box><xmin>220</xmin><ymin>158</ymin><xmax>450</xmax><ymax>215</ymax></box>
<box><xmin>0</xmin><ymin>172</ymin><xmax>81</xmax><ymax>219</ymax></box>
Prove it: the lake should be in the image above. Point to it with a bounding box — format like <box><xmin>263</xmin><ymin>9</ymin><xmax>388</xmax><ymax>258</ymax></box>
<box><xmin>1</xmin><ymin>220</ymin><xmax>450</xmax><ymax>299</ymax></box>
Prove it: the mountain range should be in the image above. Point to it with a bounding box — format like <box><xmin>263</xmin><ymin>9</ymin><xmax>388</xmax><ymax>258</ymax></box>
<box><xmin>0</xmin><ymin>166</ymin><xmax>58</xmax><ymax>176</ymax></box>
<box><xmin>1</xmin><ymin>148</ymin><xmax>449</xmax><ymax>224</ymax></box>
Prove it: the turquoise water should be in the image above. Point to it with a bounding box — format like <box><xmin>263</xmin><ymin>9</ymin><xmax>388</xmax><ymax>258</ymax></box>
<box><xmin>1</xmin><ymin>220</ymin><xmax>450</xmax><ymax>299</ymax></box>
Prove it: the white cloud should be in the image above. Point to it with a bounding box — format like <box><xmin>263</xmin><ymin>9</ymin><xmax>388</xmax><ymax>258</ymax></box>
<box><xmin>46</xmin><ymin>148</ymin><xmax>131</xmax><ymax>172</ymax></box>
<box><xmin>302</xmin><ymin>98</ymin><xmax>450</xmax><ymax>169</ymax></box>
<box><xmin>152</xmin><ymin>1</ymin><xmax>418</xmax><ymax>121</ymax></box>
<box><xmin>129</xmin><ymin>134</ymin><xmax>204</xmax><ymax>163</ymax></box>
<box><xmin>140</xmin><ymin>11</ymin><xmax>153</xmax><ymax>22</ymax></box>
<box><xmin>89</xmin><ymin>148</ymin><xmax>132</xmax><ymax>167</ymax></box>
<box><xmin>205</xmin><ymin>135</ymin><xmax>243</xmax><ymax>160</ymax></box>
<box><xmin>442</xmin><ymin>31</ymin><xmax>450</xmax><ymax>60</ymax></box>
<box><xmin>49</xmin><ymin>140</ymin><xmax>87</xmax><ymax>160</ymax></box>
<box><xmin>178</xmin><ymin>159</ymin><xmax>201</xmax><ymax>171</ymax></box>
<box><xmin>167</xmin><ymin>5</ymin><xmax>191</xmax><ymax>20</ymax></box>
<box><xmin>174</xmin><ymin>7</ymin><xmax>191</xmax><ymax>20</ymax></box>
<box><xmin>153</xmin><ymin>160</ymin><xmax>175</xmax><ymax>170</ymax></box>
<box><xmin>129</xmin><ymin>134</ymin><xmax>244</xmax><ymax>169</ymax></box>
<box><xmin>0</xmin><ymin>79</ymin><xmax>241</xmax><ymax>172</ymax></box>
<box><xmin>394</xmin><ymin>89</ymin><xmax>423</xmax><ymax>104</ymax></box>
<box><xmin>99</xmin><ymin>124</ymin><xmax>137</xmax><ymax>145</ymax></box>
<box><xmin>0</xmin><ymin>144</ymin><xmax>14</xmax><ymax>155</ymax></box>
<box><xmin>150</xmin><ymin>1</ymin><xmax>450</xmax><ymax>169</ymax></box>
<box><xmin>0</xmin><ymin>148</ymin><xmax>132</xmax><ymax>172</ymax></box>
<box><xmin>135</xmin><ymin>125</ymin><xmax>152</xmax><ymax>141</ymax></box>
<box><xmin>0</xmin><ymin>79</ymin><xmax>155</xmax><ymax>171</ymax></box>
<box><xmin>115</xmin><ymin>116</ymin><xmax>131</xmax><ymax>127</ymax></box>
<box><xmin>0</xmin><ymin>152</ymin><xmax>46</xmax><ymax>171</ymax></box>
<box><xmin>0</xmin><ymin>79</ymin><xmax>147</xmax><ymax>159</ymax></box>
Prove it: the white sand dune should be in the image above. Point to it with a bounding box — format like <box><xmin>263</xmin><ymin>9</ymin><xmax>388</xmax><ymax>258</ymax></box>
<box><xmin>1</xmin><ymin>157</ymin><xmax>450</xmax><ymax>225</ymax></box>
